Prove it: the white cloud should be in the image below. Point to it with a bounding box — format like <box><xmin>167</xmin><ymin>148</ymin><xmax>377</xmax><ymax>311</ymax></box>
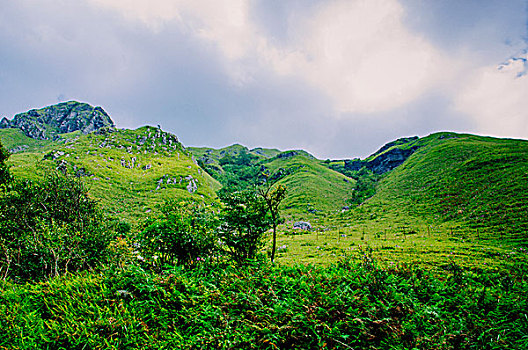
<box><xmin>267</xmin><ymin>0</ymin><xmax>449</xmax><ymax>113</ymax></box>
<box><xmin>454</xmin><ymin>53</ymin><xmax>528</xmax><ymax>139</ymax></box>
<box><xmin>87</xmin><ymin>0</ymin><xmax>454</xmax><ymax>114</ymax></box>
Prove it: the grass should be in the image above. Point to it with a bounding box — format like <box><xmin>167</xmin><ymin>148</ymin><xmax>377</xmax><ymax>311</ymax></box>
<box><xmin>365</xmin><ymin>133</ymin><xmax>528</xmax><ymax>236</ymax></box>
<box><xmin>261</xmin><ymin>152</ymin><xmax>356</xmax><ymax>216</ymax></box>
<box><xmin>268</xmin><ymin>132</ymin><xmax>528</xmax><ymax>273</ymax></box>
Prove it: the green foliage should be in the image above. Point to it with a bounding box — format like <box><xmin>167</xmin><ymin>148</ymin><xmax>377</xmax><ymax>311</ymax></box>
<box><xmin>138</xmin><ymin>200</ymin><xmax>219</xmax><ymax>268</ymax></box>
<box><xmin>348</xmin><ymin>168</ymin><xmax>379</xmax><ymax>206</ymax></box>
<box><xmin>0</xmin><ymin>171</ymin><xmax>113</xmax><ymax>281</ymax></box>
<box><xmin>1</xmin><ymin>256</ymin><xmax>527</xmax><ymax>349</ymax></box>
<box><xmin>216</xmin><ymin>149</ymin><xmax>263</xmax><ymax>192</ymax></box>
<box><xmin>0</xmin><ymin>140</ymin><xmax>11</xmax><ymax>187</ymax></box>
<box><xmin>219</xmin><ymin>189</ymin><xmax>271</xmax><ymax>263</ymax></box>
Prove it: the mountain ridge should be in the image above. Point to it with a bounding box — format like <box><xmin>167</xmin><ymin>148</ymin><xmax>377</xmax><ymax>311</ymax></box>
<box><xmin>2</xmin><ymin>102</ymin><xmax>527</xmax><ymax>235</ymax></box>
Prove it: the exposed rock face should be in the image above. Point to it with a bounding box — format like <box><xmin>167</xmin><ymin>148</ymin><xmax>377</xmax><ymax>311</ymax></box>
<box><xmin>367</xmin><ymin>146</ymin><xmax>420</xmax><ymax>174</ymax></box>
<box><xmin>0</xmin><ymin>101</ymin><xmax>115</xmax><ymax>140</ymax></box>
<box><xmin>344</xmin><ymin>136</ymin><xmax>420</xmax><ymax>174</ymax></box>
<box><xmin>277</xmin><ymin>151</ymin><xmax>298</xmax><ymax>159</ymax></box>
<box><xmin>370</xmin><ymin>136</ymin><xmax>418</xmax><ymax>158</ymax></box>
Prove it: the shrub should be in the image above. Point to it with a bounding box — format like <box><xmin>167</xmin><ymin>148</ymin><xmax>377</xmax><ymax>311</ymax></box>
<box><xmin>0</xmin><ymin>140</ymin><xmax>11</xmax><ymax>188</ymax></box>
<box><xmin>219</xmin><ymin>189</ymin><xmax>271</xmax><ymax>263</ymax></box>
<box><xmin>0</xmin><ymin>171</ymin><xmax>112</xmax><ymax>281</ymax></box>
<box><xmin>138</xmin><ymin>200</ymin><xmax>219</xmax><ymax>268</ymax></box>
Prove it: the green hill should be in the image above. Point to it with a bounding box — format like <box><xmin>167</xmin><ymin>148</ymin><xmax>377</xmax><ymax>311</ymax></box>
<box><xmin>346</xmin><ymin>132</ymin><xmax>528</xmax><ymax>237</ymax></box>
<box><xmin>260</xmin><ymin>151</ymin><xmax>355</xmax><ymax>215</ymax></box>
<box><xmin>1</xmin><ymin>126</ymin><xmax>221</xmax><ymax>224</ymax></box>
<box><xmin>189</xmin><ymin>145</ymin><xmax>356</xmax><ymax>217</ymax></box>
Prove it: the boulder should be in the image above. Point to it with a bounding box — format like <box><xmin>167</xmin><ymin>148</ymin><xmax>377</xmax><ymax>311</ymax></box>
<box><xmin>293</xmin><ymin>221</ymin><xmax>312</xmax><ymax>231</ymax></box>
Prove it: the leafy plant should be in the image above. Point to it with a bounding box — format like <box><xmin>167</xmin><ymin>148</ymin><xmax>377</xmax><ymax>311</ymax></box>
<box><xmin>0</xmin><ymin>140</ymin><xmax>11</xmax><ymax>188</ymax></box>
<box><xmin>0</xmin><ymin>170</ymin><xmax>112</xmax><ymax>281</ymax></box>
<box><xmin>138</xmin><ymin>200</ymin><xmax>219</xmax><ymax>268</ymax></box>
<box><xmin>219</xmin><ymin>189</ymin><xmax>271</xmax><ymax>263</ymax></box>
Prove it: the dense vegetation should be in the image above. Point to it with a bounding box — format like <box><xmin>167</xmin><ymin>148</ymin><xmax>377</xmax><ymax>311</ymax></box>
<box><xmin>2</xmin><ymin>118</ymin><xmax>528</xmax><ymax>349</ymax></box>
<box><xmin>1</xmin><ymin>253</ymin><xmax>527</xmax><ymax>349</ymax></box>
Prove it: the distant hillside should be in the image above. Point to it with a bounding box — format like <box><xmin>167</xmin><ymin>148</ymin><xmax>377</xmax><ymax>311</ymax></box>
<box><xmin>355</xmin><ymin>132</ymin><xmax>528</xmax><ymax>236</ymax></box>
<box><xmin>260</xmin><ymin>151</ymin><xmax>355</xmax><ymax>215</ymax></box>
<box><xmin>189</xmin><ymin>144</ymin><xmax>281</xmax><ymax>174</ymax></box>
<box><xmin>189</xmin><ymin>145</ymin><xmax>355</xmax><ymax>215</ymax></box>
<box><xmin>3</xmin><ymin>102</ymin><xmax>527</xmax><ymax>235</ymax></box>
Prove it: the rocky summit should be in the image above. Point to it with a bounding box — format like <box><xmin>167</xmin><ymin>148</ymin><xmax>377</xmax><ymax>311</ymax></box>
<box><xmin>0</xmin><ymin>101</ymin><xmax>115</xmax><ymax>140</ymax></box>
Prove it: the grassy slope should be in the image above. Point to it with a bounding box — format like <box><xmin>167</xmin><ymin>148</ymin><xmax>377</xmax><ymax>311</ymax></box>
<box><xmin>0</xmin><ymin>128</ymin><xmax>56</xmax><ymax>152</ymax></box>
<box><xmin>366</xmin><ymin>132</ymin><xmax>528</xmax><ymax>236</ymax></box>
<box><xmin>261</xmin><ymin>152</ymin><xmax>356</xmax><ymax>216</ymax></box>
<box><xmin>189</xmin><ymin>145</ymin><xmax>354</xmax><ymax>218</ymax></box>
<box><xmin>2</xmin><ymin>126</ymin><xmax>221</xmax><ymax>224</ymax></box>
<box><xmin>272</xmin><ymin>132</ymin><xmax>528</xmax><ymax>272</ymax></box>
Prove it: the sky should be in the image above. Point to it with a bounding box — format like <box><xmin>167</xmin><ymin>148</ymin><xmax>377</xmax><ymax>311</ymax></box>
<box><xmin>0</xmin><ymin>0</ymin><xmax>527</xmax><ymax>159</ymax></box>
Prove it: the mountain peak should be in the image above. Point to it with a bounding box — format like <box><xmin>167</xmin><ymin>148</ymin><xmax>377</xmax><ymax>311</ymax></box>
<box><xmin>0</xmin><ymin>101</ymin><xmax>115</xmax><ymax>140</ymax></box>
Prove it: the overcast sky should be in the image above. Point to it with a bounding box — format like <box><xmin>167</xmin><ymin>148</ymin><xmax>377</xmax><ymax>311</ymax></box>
<box><xmin>1</xmin><ymin>0</ymin><xmax>527</xmax><ymax>159</ymax></box>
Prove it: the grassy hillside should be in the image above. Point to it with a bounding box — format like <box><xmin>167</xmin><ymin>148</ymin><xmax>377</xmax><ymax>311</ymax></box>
<box><xmin>1</xmin><ymin>126</ymin><xmax>221</xmax><ymax>224</ymax></box>
<box><xmin>0</xmin><ymin>128</ymin><xmax>57</xmax><ymax>153</ymax></box>
<box><xmin>269</xmin><ymin>132</ymin><xmax>528</xmax><ymax>272</ymax></box>
<box><xmin>261</xmin><ymin>152</ymin><xmax>355</xmax><ymax>216</ymax></box>
<box><xmin>189</xmin><ymin>145</ymin><xmax>355</xmax><ymax>217</ymax></box>
<box><xmin>361</xmin><ymin>132</ymin><xmax>528</xmax><ymax>236</ymax></box>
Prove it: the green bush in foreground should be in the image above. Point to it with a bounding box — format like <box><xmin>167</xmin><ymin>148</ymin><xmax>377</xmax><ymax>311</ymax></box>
<box><xmin>0</xmin><ymin>171</ymin><xmax>113</xmax><ymax>281</ymax></box>
<box><xmin>1</xmin><ymin>254</ymin><xmax>527</xmax><ymax>349</ymax></box>
<box><xmin>138</xmin><ymin>200</ymin><xmax>219</xmax><ymax>268</ymax></box>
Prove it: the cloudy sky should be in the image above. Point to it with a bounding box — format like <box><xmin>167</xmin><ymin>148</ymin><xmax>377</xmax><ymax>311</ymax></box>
<box><xmin>1</xmin><ymin>0</ymin><xmax>527</xmax><ymax>159</ymax></box>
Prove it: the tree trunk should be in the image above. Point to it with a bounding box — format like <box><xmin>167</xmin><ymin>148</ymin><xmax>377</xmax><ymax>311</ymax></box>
<box><xmin>271</xmin><ymin>223</ymin><xmax>277</xmax><ymax>264</ymax></box>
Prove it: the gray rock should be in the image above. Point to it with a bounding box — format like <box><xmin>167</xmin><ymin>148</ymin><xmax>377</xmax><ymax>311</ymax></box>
<box><xmin>344</xmin><ymin>136</ymin><xmax>420</xmax><ymax>174</ymax></box>
<box><xmin>293</xmin><ymin>221</ymin><xmax>312</xmax><ymax>230</ymax></box>
<box><xmin>186</xmin><ymin>179</ymin><xmax>198</xmax><ymax>193</ymax></box>
<box><xmin>8</xmin><ymin>145</ymin><xmax>29</xmax><ymax>153</ymax></box>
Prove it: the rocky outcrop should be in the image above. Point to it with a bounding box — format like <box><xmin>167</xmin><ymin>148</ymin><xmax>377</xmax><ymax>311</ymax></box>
<box><xmin>293</xmin><ymin>221</ymin><xmax>312</xmax><ymax>230</ymax></box>
<box><xmin>0</xmin><ymin>101</ymin><xmax>115</xmax><ymax>140</ymax></box>
<box><xmin>344</xmin><ymin>136</ymin><xmax>420</xmax><ymax>174</ymax></box>
<box><xmin>366</xmin><ymin>146</ymin><xmax>420</xmax><ymax>174</ymax></box>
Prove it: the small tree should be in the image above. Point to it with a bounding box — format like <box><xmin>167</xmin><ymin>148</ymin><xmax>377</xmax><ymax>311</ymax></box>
<box><xmin>258</xmin><ymin>181</ymin><xmax>287</xmax><ymax>263</ymax></box>
<box><xmin>0</xmin><ymin>170</ymin><xmax>112</xmax><ymax>281</ymax></box>
<box><xmin>219</xmin><ymin>189</ymin><xmax>271</xmax><ymax>263</ymax></box>
<box><xmin>139</xmin><ymin>201</ymin><xmax>218</xmax><ymax>268</ymax></box>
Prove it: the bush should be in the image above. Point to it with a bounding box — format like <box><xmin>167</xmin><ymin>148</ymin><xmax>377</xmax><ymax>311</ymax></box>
<box><xmin>138</xmin><ymin>200</ymin><xmax>219</xmax><ymax>268</ymax></box>
<box><xmin>0</xmin><ymin>171</ymin><xmax>113</xmax><ymax>281</ymax></box>
<box><xmin>219</xmin><ymin>189</ymin><xmax>271</xmax><ymax>263</ymax></box>
<box><xmin>0</xmin><ymin>140</ymin><xmax>11</xmax><ymax>188</ymax></box>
